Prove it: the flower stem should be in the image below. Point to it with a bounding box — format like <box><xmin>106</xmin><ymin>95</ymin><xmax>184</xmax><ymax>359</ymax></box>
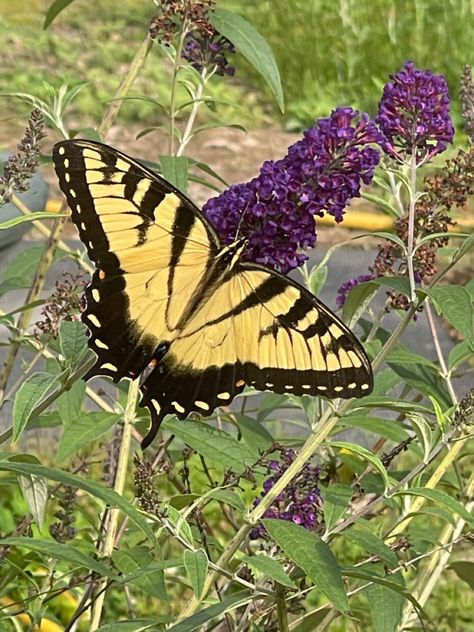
<box><xmin>169</xmin><ymin>27</ymin><xmax>188</xmax><ymax>155</ymax></box>
<box><xmin>89</xmin><ymin>380</ymin><xmax>138</xmax><ymax>630</ymax></box>
<box><xmin>176</xmin><ymin>69</ymin><xmax>208</xmax><ymax>156</ymax></box>
<box><xmin>406</xmin><ymin>152</ymin><xmax>418</xmax><ymax>303</ymax></box>
<box><xmin>425</xmin><ymin>300</ymin><xmax>458</xmax><ymax>405</ymax></box>
<box><xmin>97</xmin><ymin>34</ymin><xmax>153</xmax><ymax>139</ymax></box>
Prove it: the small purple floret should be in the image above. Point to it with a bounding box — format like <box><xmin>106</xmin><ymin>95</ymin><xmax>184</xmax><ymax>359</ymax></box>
<box><xmin>376</xmin><ymin>61</ymin><xmax>454</xmax><ymax>162</ymax></box>
<box><xmin>249</xmin><ymin>448</ymin><xmax>323</xmax><ymax>539</ymax></box>
<box><xmin>336</xmin><ymin>273</ymin><xmax>375</xmax><ymax>307</ymax></box>
<box><xmin>204</xmin><ymin>108</ymin><xmax>382</xmax><ymax>273</ymax></box>
<box><xmin>182</xmin><ymin>30</ymin><xmax>235</xmax><ymax>76</ymax></box>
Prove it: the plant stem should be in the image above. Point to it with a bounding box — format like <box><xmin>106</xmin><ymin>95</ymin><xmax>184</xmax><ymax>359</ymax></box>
<box><xmin>11</xmin><ymin>194</ymin><xmax>94</xmax><ymax>272</ymax></box>
<box><xmin>0</xmin><ymin>214</ymin><xmax>69</xmax><ymax>395</ymax></box>
<box><xmin>425</xmin><ymin>299</ymin><xmax>458</xmax><ymax>405</ymax></box>
<box><xmin>397</xmin><ymin>471</ymin><xmax>474</xmax><ymax>630</ymax></box>
<box><xmin>169</xmin><ymin>28</ymin><xmax>188</xmax><ymax>155</ymax></box>
<box><xmin>176</xmin><ymin>69</ymin><xmax>208</xmax><ymax>156</ymax></box>
<box><xmin>276</xmin><ymin>586</ymin><xmax>290</xmax><ymax>632</ymax></box>
<box><xmin>89</xmin><ymin>380</ymin><xmax>138</xmax><ymax>630</ymax></box>
<box><xmin>386</xmin><ymin>428</ymin><xmax>469</xmax><ymax>540</ymax></box>
<box><xmin>406</xmin><ymin>152</ymin><xmax>418</xmax><ymax>303</ymax></box>
<box><xmin>97</xmin><ymin>34</ymin><xmax>153</xmax><ymax>139</ymax></box>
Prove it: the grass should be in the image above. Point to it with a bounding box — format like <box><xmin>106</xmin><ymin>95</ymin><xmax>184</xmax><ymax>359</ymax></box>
<box><xmin>0</xmin><ymin>0</ymin><xmax>265</xmax><ymax>137</ymax></box>
<box><xmin>236</xmin><ymin>0</ymin><xmax>474</xmax><ymax>129</ymax></box>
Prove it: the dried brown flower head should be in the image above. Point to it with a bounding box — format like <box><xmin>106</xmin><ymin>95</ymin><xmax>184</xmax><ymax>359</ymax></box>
<box><xmin>35</xmin><ymin>272</ymin><xmax>86</xmax><ymax>338</ymax></box>
<box><xmin>0</xmin><ymin>109</ymin><xmax>46</xmax><ymax>205</ymax></box>
<box><xmin>134</xmin><ymin>456</ymin><xmax>161</xmax><ymax>514</ymax></box>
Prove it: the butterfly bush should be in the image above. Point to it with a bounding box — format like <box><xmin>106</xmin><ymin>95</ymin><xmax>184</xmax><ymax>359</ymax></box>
<box><xmin>250</xmin><ymin>449</ymin><xmax>323</xmax><ymax>539</ymax></box>
<box><xmin>376</xmin><ymin>61</ymin><xmax>454</xmax><ymax>163</ymax></box>
<box><xmin>204</xmin><ymin>108</ymin><xmax>382</xmax><ymax>273</ymax></box>
<box><xmin>337</xmin><ymin>62</ymin><xmax>460</xmax><ymax>309</ymax></box>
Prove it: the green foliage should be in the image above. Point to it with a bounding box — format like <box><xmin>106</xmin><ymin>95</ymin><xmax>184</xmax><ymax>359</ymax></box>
<box><xmin>238</xmin><ymin>0</ymin><xmax>474</xmax><ymax>128</ymax></box>
<box><xmin>0</xmin><ymin>0</ymin><xmax>472</xmax><ymax>630</ymax></box>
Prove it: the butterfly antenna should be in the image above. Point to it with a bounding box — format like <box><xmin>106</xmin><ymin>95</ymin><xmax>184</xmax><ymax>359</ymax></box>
<box><xmin>233</xmin><ymin>199</ymin><xmax>252</xmax><ymax>241</ymax></box>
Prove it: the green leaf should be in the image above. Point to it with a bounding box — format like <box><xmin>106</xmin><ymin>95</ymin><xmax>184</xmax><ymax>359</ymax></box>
<box><xmin>396</xmin><ymin>488</ymin><xmax>474</xmax><ymax>527</ymax></box>
<box><xmin>235</xmin><ymin>414</ymin><xmax>274</xmax><ymax>450</ymax></box>
<box><xmin>427</xmin><ymin>285</ymin><xmax>474</xmax><ymax>339</ymax></box>
<box><xmin>96</xmin><ymin>621</ymin><xmax>164</xmax><ymax>632</ymax></box>
<box><xmin>352</xmin><ymin>396</ymin><xmax>433</xmax><ymax>415</ymax></box>
<box><xmin>0</xmin><ymin>461</ymin><xmax>157</xmax><ymax>543</ymax></box>
<box><xmin>406</xmin><ymin>413</ymin><xmax>432</xmax><ymax>463</ymax></box>
<box><xmin>448</xmin><ymin>338</ymin><xmax>474</xmax><ymax>370</ymax></box>
<box><xmin>0</xmin><ymin>212</ymin><xmax>67</xmax><ymax>229</ymax></box>
<box><xmin>43</xmin><ymin>0</ymin><xmax>75</xmax><ymax>29</ymax></box>
<box><xmin>165</xmin><ymin>505</ymin><xmax>194</xmax><ymax>546</ymax></box>
<box><xmin>164</xmin><ymin>418</ymin><xmax>258</xmax><ymax>472</ymax></box>
<box><xmin>0</xmin><ymin>246</ymin><xmax>63</xmax><ymax>295</ymax></box>
<box><xmin>210</xmin><ymin>9</ymin><xmax>284</xmax><ymax>112</ymax></box>
<box><xmin>386</xmin><ymin>362</ymin><xmax>451</xmax><ymax>409</ymax></box>
<box><xmin>328</xmin><ymin>441</ymin><xmax>390</xmax><ymax>492</ymax></box>
<box><xmin>263</xmin><ymin>519</ymin><xmax>349</xmax><ymax>613</ymax></box>
<box><xmin>290</xmin><ymin>608</ymin><xmax>331</xmax><ymax>632</ymax></box>
<box><xmin>322</xmin><ymin>484</ymin><xmax>353</xmax><ymax>532</ymax></box>
<box><xmin>166</xmin><ymin>592</ymin><xmax>251</xmax><ymax>632</ymax></box>
<box><xmin>59</xmin><ymin>320</ymin><xmax>88</xmax><ymax>365</ymax></box>
<box><xmin>113</xmin><ymin>546</ymin><xmax>167</xmax><ymax>600</ymax></box>
<box><xmin>206</xmin><ymin>489</ymin><xmax>246</xmax><ymax>512</ymax></box>
<box><xmin>55</xmin><ymin>379</ymin><xmax>85</xmax><ymax>424</ymax></box>
<box><xmin>339</xmin><ymin>413</ymin><xmax>409</xmax><ymax>443</ymax></box>
<box><xmin>372</xmin><ymin>275</ymin><xmax>412</xmax><ymax>295</ymax></box>
<box><xmin>0</xmin><ymin>537</ymin><xmax>119</xmax><ymax>578</ymax></box>
<box><xmin>308</xmin><ymin>264</ymin><xmax>328</xmax><ymax>296</ymax></box>
<box><xmin>367</xmin><ymin>580</ymin><xmax>405</xmax><ymax>632</ymax></box>
<box><xmin>13</xmin><ymin>372</ymin><xmax>59</xmax><ymax>442</ymax></box>
<box><xmin>240</xmin><ymin>553</ymin><xmax>296</xmax><ymax>589</ymax></box>
<box><xmin>361</xmin><ymin>192</ymin><xmax>401</xmax><ymax>218</ymax></box>
<box><xmin>449</xmin><ymin>561</ymin><xmax>474</xmax><ymax>590</ymax></box>
<box><xmin>369</xmin><ymin>232</ymin><xmax>407</xmax><ymax>251</ymax></box>
<box><xmin>58</xmin><ymin>412</ymin><xmax>121</xmax><ymax>462</ymax></box>
<box><xmin>386</xmin><ymin>346</ymin><xmax>438</xmax><ymax>369</ymax></box>
<box><xmin>159</xmin><ymin>155</ymin><xmax>189</xmax><ymax>192</ymax></box>
<box><xmin>345</xmin><ymin>526</ymin><xmax>397</xmax><ymax>566</ymax></box>
<box><xmin>342</xmin><ymin>281</ymin><xmax>379</xmax><ymax>328</ymax></box>
<box><xmin>18</xmin><ymin>474</ymin><xmax>48</xmax><ymax>530</ymax></box>
<box><xmin>184</xmin><ymin>549</ymin><xmax>208</xmax><ymax>599</ymax></box>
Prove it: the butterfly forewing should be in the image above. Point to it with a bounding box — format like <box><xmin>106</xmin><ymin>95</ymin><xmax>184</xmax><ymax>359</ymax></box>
<box><xmin>53</xmin><ymin>140</ymin><xmax>373</xmax><ymax>449</ymax></box>
<box><xmin>53</xmin><ymin>140</ymin><xmax>219</xmax><ymax>383</ymax></box>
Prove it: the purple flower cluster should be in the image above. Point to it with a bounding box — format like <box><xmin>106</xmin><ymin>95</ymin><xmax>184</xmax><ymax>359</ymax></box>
<box><xmin>336</xmin><ymin>273</ymin><xmax>375</xmax><ymax>307</ymax></box>
<box><xmin>204</xmin><ymin>108</ymin><xmax>382</xmax><ymax>273</ymax></box>
<box><xmin>250</xmin><ymin>449</ymin><xmax>323</xmax><ymax>540</ymax></box>
<box><xmin>376</xmin><ymin>61</ymin><xmax>454</xmax><ymax>162</ymax></box>
<box><xmin>182</xmin><ymin>30</ymin><xmax>235</xmax><ymax>76</ymax></box>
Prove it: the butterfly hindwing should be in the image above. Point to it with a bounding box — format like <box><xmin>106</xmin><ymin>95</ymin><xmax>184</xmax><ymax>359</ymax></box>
<box><xmin>138</xmin><ymin>263</ymin><xmax>373</xmax><ymax>447</ymax></box>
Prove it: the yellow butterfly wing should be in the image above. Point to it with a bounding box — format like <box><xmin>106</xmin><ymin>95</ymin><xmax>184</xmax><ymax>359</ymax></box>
<box><xmin>53</xmin><ymin>139</ymin><xmax>373</xmax><ymax>449</ymax></box>
<box><xmin>140</xmin><ymin>265</ymin><xmax>373</xmax><ymax>446</ymax></box>
<box><xmin>53</xmin><ymin>139</ymin><xmax>220</xmax><ymax>384</ymax></box>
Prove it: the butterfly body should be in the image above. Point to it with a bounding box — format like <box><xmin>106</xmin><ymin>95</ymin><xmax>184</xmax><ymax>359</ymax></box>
<box><xmin>53</xmin><ymin>140</ymin><xmax>373</xmax><ymax>448</ymax></box>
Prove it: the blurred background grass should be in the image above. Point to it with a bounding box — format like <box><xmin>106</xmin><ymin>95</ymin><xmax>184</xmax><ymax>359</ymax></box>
<box><xmin>1</xmin><ymin>0</ymin><xmax>473</xmax><ymax>134</ymax></box>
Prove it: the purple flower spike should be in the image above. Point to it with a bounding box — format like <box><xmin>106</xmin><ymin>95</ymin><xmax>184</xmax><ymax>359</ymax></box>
<box><xmin>249</xmin><ymin>448</ymin><xmax>323</xmax><ymax>540</ymax></box>
<box><xmin>204</xmin><ymin>108</ymin><xmax>382</xmax><ymax>274</ymax></box>
<box><xmin>182</xmin><ymin>30</ymin><xmax>235</xmax><ymax>76</ymax></box>
<box><xmin>336</xmin><ymin>273</ymin><xmax>375</xmax><ymax>307</ymax></box>
<box><xmin>376</xmin><ymin>61</ymin><xmax>454</xmax><ymax>162</ymax></box>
